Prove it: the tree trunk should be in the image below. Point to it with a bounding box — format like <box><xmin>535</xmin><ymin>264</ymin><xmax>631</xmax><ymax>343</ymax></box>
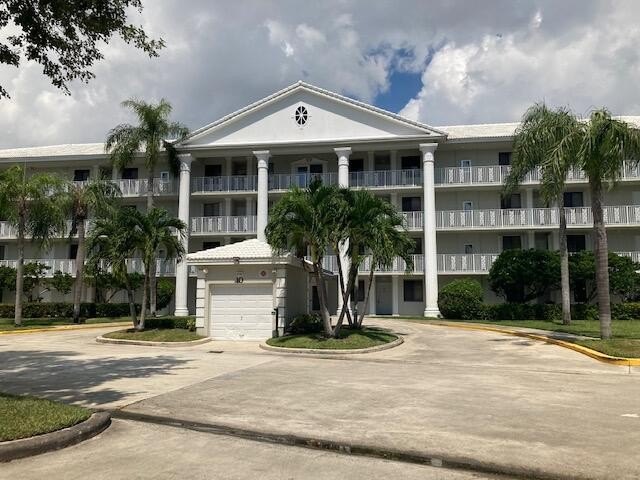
<box><xmin>72</xmin><ymin>218</ymin><xmax>86</xmax><ymax>324</ymax></box>
<box><xmin>123</xmin><ymin>274</ymin><xmax>137</xmax><ymax>328</ymax></box>
<box><xmin>590</xmin><ymin>179</ymin><xmax>612</xmax><ymax>339</ymax></box>
<box><xmin>558</xmin><ymin>197</ymin><xmax>572</xmax><ymax>325</ymax></box>
<box><xmin>14</xmin><ymin>226</ymin><xmax>25</xmax><ymax>327</ymax></box>
<box><xmin>357</xmin><ymin>269</ymin><xmax>376</xmax><ymax>328</ymax></box>
<box><xmin>147</xmin><ymin>170</ymin><xmax>158</xmax><ymax>317</ymax></box>
<box><xmin>334</xmin><ymin>247</ymin><xmax>353</xmax><ymax>328</ymax></box>
<box><xmin>314</xmin><ymin>264</ymin><xmax>333</xmax><ymax>337</ymax></box>
<box><xmin>139</xmin><ymin>265</ymin><xmax>149</xmax><ymax>331</ymax></box>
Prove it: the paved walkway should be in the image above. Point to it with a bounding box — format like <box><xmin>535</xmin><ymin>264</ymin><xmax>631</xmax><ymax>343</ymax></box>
<box><xmin>1</xmin><ymin>320</ymin><xmax>638</xmax><ymax>479</ymax></box>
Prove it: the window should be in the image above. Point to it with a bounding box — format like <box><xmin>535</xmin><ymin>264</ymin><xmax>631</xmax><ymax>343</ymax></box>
<box><xmin>203</xmin><ymin>241</ymin><xmax>220</xmax><ymax>250</ymax></box>
<box><xmin>203</xmin><ymin>203</ymin><xmax>221</xmax><ymax>217</ymax></box>
<box><xmin>502</xmin><ymin>235</ymin><xmax>522</xmax><ymax>251</ymax></box>
<box><xmin>412</xmin><ymin>238</ymin><xmax>423</xmax><ymax>254</ymax></box>
<box><xmin>567</xmin><ymin>235</ymin><xmax>586</xmax><ymax>253</ymax></box>
<box><xmin>73</xmin><ymin>169</ymin><xmax>90</xmax><ymax>182</ymax></box>
<box><xmin>402</xmin><ymin>197</ymin><xmax>421</xmax><ymax>212</ymax></box>
<box><xmin>501</xmin><ymin>193</ymin><xmax>521</xmax><ymax>209</ymax></box>
<box><xmin>460</xmin><ymin>159</ymin><xmax>472</xmax><ymax>168</ymax></box>
<box><xmin>0</xmin><ymin>245</ymin><xmax>5</xmax><ymax>260</ymax></box>
<box><xmin>204</xmin><ymin>164</ymin><xmax>222</xmax><ymax>177</ymax></box>
<box><xmin>160</xmin><ymin>171</ymin><xmax>170</xmax><ymax>182</ymax></box>
<box><xmin>498</xmin><ymin>152</ymin><xmax>512</xmax><ymax>166</ymax></box>
<box><xmin>462</xmin><ymin>201</ymin><xmax>473</xmax><ymax>211</ymax></box>
<box><xmin>268</xmin><ymin>162</ymin><xmax>274</xmax><ymax>174</ymax></box>
<box><xmin>312</xmin><ymin>286</ymin><xmax>320</xmax><ymax>311</ymax></box>
<box><xmin>401</xmin><ymin>155</ymin><xmax>420</xmax><ymax>170</ymax></box>
<box><xmin>563</xmin><ymin>192</ymin><xmax>584</xmax><ymax>208</ymax></box>
<box><xmin>232</xmin><ymin>162</ymin><xmax>247</xmax><ymax>176</ymax></box>
<box><xmin>294</xmin><ymin>105</ymin><xmax>308</xmax><ymax>126</ymax></box>
<box><xmin>403</xmin><ymin>280</ymin><xmax>423</xmax><ymax>302</ymax></box>
<box><xmin>122</xmin><ymin>168</ymin><xmax>138</xmax><ymax>180</ymax></box>
<box><xmin>464</xmin><ymin>244</ymin><xmax>474</xmax><ymax>254</ymax></box>
<box><xmin>349</xmin><ymin>158</ymin><xmax>364</xmax><ymax>173</ymax></box>
<box><xmin>69</xmin><ymin>244</ymin><xmax>78</xmax><ymax>260</ymax></box>
<box><xmin>374</xmin><ymin>154</ymin><xmax>391</xmax><ymax>171</ymax></box>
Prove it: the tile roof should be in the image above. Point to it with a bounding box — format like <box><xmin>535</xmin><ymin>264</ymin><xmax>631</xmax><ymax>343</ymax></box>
<box><xmin>187</xmin><ymin>238</ymin><xmax>287</xmax><ymax>262</ymax></box>
<box><xmin>0</xmin><ymin>143</ymin><xmax>106</xmax><ymax>159</ymax></box>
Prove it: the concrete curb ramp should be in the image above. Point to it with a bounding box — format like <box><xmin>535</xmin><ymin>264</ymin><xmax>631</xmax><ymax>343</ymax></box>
<box><xmin>0</xmin><ymin>322</ymin><xmax>130</xmax><ymax>336</ymax></box>
<box><xmin>0</xmin><ymin>411</ymin><xmax>111</xmax><ymax>462</ymax></box>
<box><xmin>96</xmin><ymin>335</ymin><xmax>212</xmax><ymax>347</ymax></box>
<box><xmin>429</xmin><ymin>321</ymin><xmax>640</xmax><ymax>367</ymax></box>
<box><xmin>113</xmin><ymin>410</ymin><xmax>590</xmax><ymax>480</ymax></box>
<box><xmin>259</xmin><ymin>335</ymin><xmax>403</xmax><ymax>355</ymax></box>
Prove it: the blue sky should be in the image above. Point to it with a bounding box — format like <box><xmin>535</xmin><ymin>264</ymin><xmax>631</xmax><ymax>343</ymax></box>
<box><xmin>374</xmin><ymin>71</ymin><xmax>423</xmax><ymax>114</ymax></box>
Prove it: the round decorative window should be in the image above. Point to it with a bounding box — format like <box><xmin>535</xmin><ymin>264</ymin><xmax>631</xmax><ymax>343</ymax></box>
<box><xmin>294</xmin><ymin>105</ymin><xmax>308</xmax><ymax>126</ymax></box>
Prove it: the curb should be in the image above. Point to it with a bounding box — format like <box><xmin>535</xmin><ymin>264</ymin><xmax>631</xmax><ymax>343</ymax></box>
<box><xmin>428</xmin><ymin>321</ymin><xmax>640</xmax><ymax>367</ymax></box>
<box><xmin>0</xmin><ymin>411</ymin><xmax>111</xmax><ymax>462</ymax></box>
<box><xmin>0</xmin><ymin>322</ymin><xmax>129</xmax><ymax>336</ymax></box>
<box><xmin>96</xmin><ymin>335</ymin><xmax>212</xmax><ymax>347</ymax></box>
<box><xmin>259</xmin><ymin>335</ymin><xmax>403</xmax><ymax>355</ymax></box>
<box><xmin>112</xmin><ymin>410</ymin><xmax>587</xmax><ymax>480</ymax></box>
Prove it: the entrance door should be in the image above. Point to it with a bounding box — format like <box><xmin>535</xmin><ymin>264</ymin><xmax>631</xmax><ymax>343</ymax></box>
<box><xmin>375</xmin><ymin>278</ymin><xmax>392</xmax><ymax>315</ymax></box>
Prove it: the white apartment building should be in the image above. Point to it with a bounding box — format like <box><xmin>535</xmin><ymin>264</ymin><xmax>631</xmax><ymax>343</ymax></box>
<box><xmin>1</xmin><ymin>81</ymin><xmax>640</xmax><ymax>318</ymax></box>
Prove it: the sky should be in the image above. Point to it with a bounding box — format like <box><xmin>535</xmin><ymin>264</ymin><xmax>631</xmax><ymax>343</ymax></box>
<box><xmin>1</xmin><ymin>0</ymin><xmax>640</xmax><ymax>148</ymax></box>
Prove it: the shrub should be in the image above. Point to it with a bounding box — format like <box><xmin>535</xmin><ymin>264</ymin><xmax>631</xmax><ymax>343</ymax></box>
<box><xmin>438</xmin><ymin>279</ymin><xmax>484</xmax><ymax>320</ymax></box>
<box><xmin>144</xmin><ymin>316</ymin><xmax>196</xmax><ymax>330</ymax></box>
<box><xmin>286</xmin><ymin>314</ymin><xmax>322</xmax><ymax>334</ymax></box>
<box><xmin>484</xmin><ymin>303</ymin><xmax>561</xmax><ymax>321</ymax></box>
<box><xmin>156</xmin><ymin>278</ymin><xmax>175</xmax><ymax>310</ymax></box>
<box><xmin>0</xmin><ymin>302</ymin><xmax>139</xmax><ymax>319</ymax></box>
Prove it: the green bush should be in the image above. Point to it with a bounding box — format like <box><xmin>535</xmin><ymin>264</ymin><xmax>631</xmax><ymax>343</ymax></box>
<box><xmin>286</xmin><ymin>314</ymin><xmax>322</xmax><ymax>334</ymax></box>
<box><xmin>144</xmin><ymin>316</ymin><xmax>196</xmax><ymax>330</ymax></box>
<box><xmin>0</xmin><ymin>302</ymin><xmax>139</xmax><ymax>318</ymax></box>
<box><xmin>438</xmin><ymin>279</ymin><xmax>484</xmax><ymax>320</ymax></box>
<box><xmin>484</xmin><ymin>303</ymin><xmax>561</xmax><ymax>321</ymax></box>
<box><xmin>156</xmin><ymin>278</ymin><xmax>175</xmax><ymax>310</ymax></box>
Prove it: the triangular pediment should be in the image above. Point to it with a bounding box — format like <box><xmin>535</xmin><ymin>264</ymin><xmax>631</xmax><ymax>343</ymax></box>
<box><xmin>180</xmin><ymin>82</ymin><xmax>445</xmax><ymax>148</ymax></box>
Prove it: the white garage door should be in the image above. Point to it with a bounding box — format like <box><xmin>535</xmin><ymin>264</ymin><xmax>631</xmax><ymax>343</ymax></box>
<box><xmin>209</xmin><ymin>283</ymin><xmax>273</xmax><ymax>340</ymax></box>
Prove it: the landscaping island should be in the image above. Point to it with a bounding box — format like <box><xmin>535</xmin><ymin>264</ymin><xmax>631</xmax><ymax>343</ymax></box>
<box><xmin>103</xmin><ymin>328</ymin><xmax>203</xmax><ymax>342</ymax></box>
<box><xmin>0</xmin><ymin>393</ymin><xmax>91</xmax><ymax>442</ymax></box>
<box><xmin>266</xmin><ymin>327</ymin><xmax>398</xmax><ymax>350</ymax></box>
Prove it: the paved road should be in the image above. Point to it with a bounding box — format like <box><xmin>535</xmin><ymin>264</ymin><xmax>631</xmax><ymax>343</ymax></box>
<box><xmin>1</xmin><ymin>320</ymin><xmax>638</xmax><ymax>479</ymax></box>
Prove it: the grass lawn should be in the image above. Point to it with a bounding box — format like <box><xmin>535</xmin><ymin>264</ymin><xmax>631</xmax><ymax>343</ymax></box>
<box><xmin>266</xmin><ymin>327</ymin><xmax>398</xmax><ymax>350</ymax></box>
<box><xmin>0</xmin><ymin>393</ymin><xmax>91</xmax><ymax>442</ymax></box>
<box><xmin>0</xmin><ymin>317</ymin><xmax>130</xmax><ymax>331</ymax></box>
<box><xmin>398</xmin><ymin>317</ymin><xmax>640</xmax><ymax>358</ymax></box>
<box><xmin>103</xmin><ymin>328</ymin><xmax>203</xmax><ymax>342</ymax></box>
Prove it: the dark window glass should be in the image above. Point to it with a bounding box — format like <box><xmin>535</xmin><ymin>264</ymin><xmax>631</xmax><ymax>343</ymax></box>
<box><xmin>498</xmin><ymin>152</ymin><xmax>512</xmax><ymax>166</ymax></box>
<box><xmin>502</xmin><ymin>236</ymin><xmax>522</xmax><ymax>251</ymax></box>
<box><xmin>203</xmin><ymin>203</ymin><xmax>220</xmax><ymax>217</ymax></box>
<box><xmin>312</xmin><ymin>286</ymin><xmax>320</xmax><ymax>311</ymax></box>
<box><xmin>204</xmin><ymin>164</ymin><xmax>222</xmax><ymax>177</ymax></box>
<box><xmin>501</xmin><ymin>193</ymin><xmax>521</xmax><ymax>209</ymax></box>
<box><xmin>122</xmin><ymin>168</ymin><xmax>138</xmax><ymax>180</ymax></box>
<box><xmin>349</xmin><ymin>158</ymin><xmax>364</xmax><ymax>173</ymax></box>
<box><xmin>73</xmin><ymin>169</ymin><xmax>90</xmax><ymax>181</ymax></box>
<box><xmin>374</xmin><ymin>154</ymin><xmax>391</xmax><ymax>171</ymax></box>
<box><xmin>563</xmin><ymin>192</ymin><xmax>584</xmax><ymax>208</ymax></box>
<box><xmin>402</xmin><ymin>197</ymin><xmax>421</xmax><ymax>212</ymax></box>
<box><xmin>69</xmin><ymin>244</ymin><xmax>78</xmax><ymax>259</ymax></box>
<box><xmin>403</xmin><ymin>280</ymin><xmax>424</xmax><ymax>302</ymax></box>
<box><xmin>202</xmin><ymin>241</ymin><xmax>220</xmax><ymax>250</ymax></box>
<box><xmin>412</xmin><ymin>238</ymin><xmax>423</xmax><ymax>254</ymax></box>
<box><xmin>567</xmin><ymin>235</ymin><xmax>586</xmax><ymax>253</ymax></box>
<box><xmin>0</xmin><ymin>245</ymin><xmax>5</xmax><ymax>260</ymax></box>
<box><xmin>232</xmin><ymin>162</ymin><xmax>247</xmax><ymax>176</ymax></box>
<box><xmin>401</xmin><ymin>155</ymin><xmax>420</xmax><ymax>170</ymax></box>
<box><xmin>309</xmin><ymin>164</ymin><xmax>323</xmax><ymax>174</ymax></box>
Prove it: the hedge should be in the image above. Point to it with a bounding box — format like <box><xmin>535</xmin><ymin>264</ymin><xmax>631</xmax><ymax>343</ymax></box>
<box><xmin>144</xmin><ymin>316</ymin><xmax>196</xmax><ymax>331</ymax></box>
<box><xmin>438</xmin><ymin>279</ymin><xmax>484</xmax><ymax>320</ymax></box>
<box><xmin>0</xmin><ymin>302</ymin><xmax>141</xmax><ymax>319</ymax></box>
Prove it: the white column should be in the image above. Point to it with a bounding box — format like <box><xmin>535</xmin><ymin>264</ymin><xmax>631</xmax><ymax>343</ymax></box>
<box><xmin>390</xmin><ymin>150</ymin><xmax>398</xmax><ymax>171</ymax></box>
<box><xmin>334</xmin><ymin>147</ymin><xmax>352</xmax><ymax>315</ymax></box>
<box><xmin>226</xmin><ymin>157</ymin><xmax>233</xmax><ymax>176</ymax></box>
<box><xmin>174</xmin><ymin>153</ymin><xmax>193</xmax><ymax>316</ymax></box>
<box><xmin>245</xmin><ymin>197</ymin><xmax>252</xmax><ymax>216</ymax></box>
<box><xmin>391</xmin><ymin>276</ymin><xmax>399</xmax><ymax>316</ymax></box>
<box><xmin>420</xmin><ymin>143</ymin><xmax>440</xmax><ymax>318</ymax></box>
<box><xmin>254</xmin><ymin>150</ymin><xmax>270</xmax><ymax>242</ymax></box>
<box><xmin>225</xmin><ymin>197</ymin><xmax>232</xmax><ymax>216</ymax></box>
<box><xmin>367</xmin><ymin>151</ymin><xmax>375</xmax><ymax>171</ymax></box>
<box><xmin>526</xmin><ymin>188</ymin><xmax>536</xmax><ymax>248</ymax></box>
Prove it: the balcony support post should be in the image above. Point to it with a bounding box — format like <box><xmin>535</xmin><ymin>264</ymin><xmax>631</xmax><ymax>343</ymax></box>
<box><xmin>334</xmin><ymin>147</ymin><xmax>352</xmax><ymax>316</ymax></box>
<box><xmin>254</xmin><ymin>150</ymin><xmax>271</xmax><ymax>242</ymax></box>
<box><xmin>174</xmin><ymin>153</ymin><xmax>193</xmax><ymax>316</ymax></box>
<box><xmin>420</xmin><ymin>143</ymin><xmax>440</xmax><ymax>318</ymax></box>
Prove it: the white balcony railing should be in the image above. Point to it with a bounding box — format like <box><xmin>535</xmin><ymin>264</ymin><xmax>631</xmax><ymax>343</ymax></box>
<box><xmin>349</xmin><ymin>169</ymin><xmax>422</xmax><ymax>189</ymax></box>
<box><xmin>437</xmin><ymin>253</ymin><xmax>500</xmax><ymax>274</ymax></box>
<box><xmin>117</xmin><ymin>178</ymin><xmax>176</xmax><ymax>197</ymax></box>
<box><xmin>402</xmin><ymin>211</ymin><xmax>423</xmax><ymax>230</ymax></box>
<box><xmin>191</xmin><ymin>175</ymin><xmax>258</xmax><ymax>193</ymax></box>
<box><xmin>0</xmin><ymin>258</ymin><xmax>181</xmax><ymax>277</ymax></box>
<box><xmin>268</xmin><ymin>173</ymin><xmax>338</xmax><ymax>191</ymax></box>
<box><xmin>190</xmin><ymin>216</ymin><xmax>257</xmax><ymax>234</ymax></box>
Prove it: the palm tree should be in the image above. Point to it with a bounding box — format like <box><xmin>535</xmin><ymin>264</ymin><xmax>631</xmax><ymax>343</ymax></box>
<box><xmin>106</xmin><ymin>98</ymin><xmax>189</xmax><ymax>317</ymax></box>
<box><xmin>134</xmin><ymin>208</ymin><xmax>186</xmax><ymax>330</ymax></box>
<box><xmin>63</xmin><ymin>179</ymin><xmax>121</xmax><ymax>323</ymax></box>
<box><xmin>265</xmin><ymin>180</ymin><xmax>348</xmax><ymax>337</ymax></box>
<box><xmin>87</xmin><ymin>208</ymin><xmax>142</xmax><ymax>326</ymax></box>
<box><xmin>505</xmin><ymin>103</ymin><xmax>582</xmax><ymax>325</ymax></box>
<box><xmin>0</xmin><ymin>166</ymin><xmax>66</xmax><ymax>325</ymax></box>
<box><xmin>578</xmin><ymin>110</ymin><xmax>640</xmax><ymax>339</ymax></box>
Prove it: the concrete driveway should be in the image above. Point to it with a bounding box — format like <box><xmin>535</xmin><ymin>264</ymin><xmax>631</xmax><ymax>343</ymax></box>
<box><xmin>1</xmin><ymin>320</ymin><xmax>639</xmax><ymax>479</ymax></box>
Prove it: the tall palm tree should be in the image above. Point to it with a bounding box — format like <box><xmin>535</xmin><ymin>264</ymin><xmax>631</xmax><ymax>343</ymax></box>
<box><xmin>505</xmin><ymin>104</ymin><xmax>582</xmax><ymax>325</ymax></box>
<box><xmin>87</xmin><ymin>208</ymin><xmax>141</xmax><ymax>326</ymax></box>
<box><xmin>134</xmin><ymin>208</ymin><xmax>186</xmax><ymax>330</ymax></box>
<box><xmin>578</xmin><ymin>110</ymin><xmax>640</xmax><ymax>339</ymax></box>
<box><xmin>0</xmin><ymin>166</ymin><xmax>66</xmax><ymax>326</ymax></box>
<box><xmin>63</xmin><ymin>179</ymin><xmax>121</xmax><ymax>323</ymax></box>
<box><xmin>265</xmin><ymin>180</ymin><xmax>348</xmax><ymax>337</ymax></box>
<box><xmin>106</xmin><ymin>98</ymin><xmax>189</xmax><ymax>317</ymax></box>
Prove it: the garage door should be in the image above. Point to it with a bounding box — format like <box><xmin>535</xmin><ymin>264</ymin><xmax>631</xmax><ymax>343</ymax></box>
<box><xmin>209</xmin><ymin>283</ymin><xmax>273</xmax><ymax>340</ymax></box>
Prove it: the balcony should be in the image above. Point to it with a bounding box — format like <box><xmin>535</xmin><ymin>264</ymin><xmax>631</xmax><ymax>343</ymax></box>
<box><xmin>190</xmin><ymin>216</ymin><xmax>257</xmax><ymax>235</ymax></box>
<box><xmin>191</xmin><ymin>175</ymin><xmax>258</xmax><ymax>194</ymax></box>
<box><xmin>436</xmin><ymin>205</ymin><xmax>640</xmax><ymax>230</ymax></box>
<box><xmin>268</xmin><ymin>173</ymin><xmax>338</xmax><ymax>191</ymax></box>
<box><xmin>402</xmin><ymin>211</ymin><xmax>423</xmax><ymax>231</ymax></box>
<box><xmin>349</xmin><ymin>169</ymin><xmax>422</xmax><ymax>189</ymax></box>
<box><xmin>117</xmin><ymin>178</ymin><xmax>176</xmax><ymax>197</ymax></box>
<box><xmin>0</xmin><ymin>258</ymin><xmax>182</xmax><ymax>277</ymax></box>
